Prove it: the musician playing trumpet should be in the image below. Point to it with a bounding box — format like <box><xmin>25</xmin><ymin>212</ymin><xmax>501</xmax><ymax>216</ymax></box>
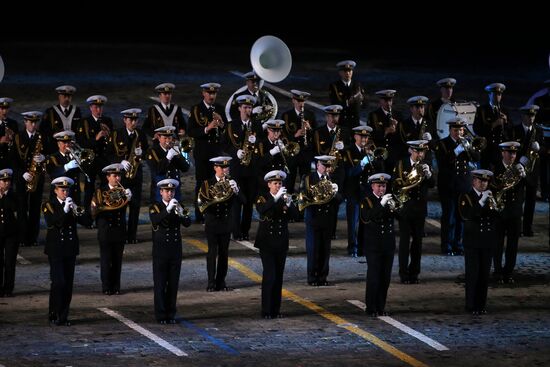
<box><xmin>458</xmin><ymin>169</ymin><xmax>499</xmax><ymax>315</ymax></box>
<box><xmin>393</xmin><ymin>140</ymin><xmax>434</xmax><ymax>284</ymax></box>
<box><xmin>258</xmin><ymin>120</ymin><xmax>288</xmax><ymax>192</ymax></box>
<box><xmin>254</xmin><ymin>170</ymin><xmax>298</xmax><ymax>319</ymax></box>
<box><xmin>149</xmin><ymin>178</ymin><xmax>191</xmax><ymax>324</ymax></box>
<box><xmin>46</xmin><ymin>130</ymin><xmax>82</xmax><ymax>203</ymax></box>
<box><xmin>91</xmin><ymin>164</ymin><xmax>132</xmax><ymax>295</ymax></box>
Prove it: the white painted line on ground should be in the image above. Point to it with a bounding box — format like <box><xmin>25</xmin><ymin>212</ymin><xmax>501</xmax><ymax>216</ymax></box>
<box><xmin>17</xmin><ymin>254</ymin><xmax>31</xmax><ymax>265</ymax></box>
<box><xmin>98</xmin><ymin>307</ymin><xmax>188</xmax><ymax>357</ymax></box>
<box><xmin>425</xmin><ymin>218</ymin><xmax>441</xmax><ymax>229</ymax></box>
<box><xmin>347</xmin><ymin>300</ymin><xmax>449</xmax><ymax>351</ymax></box>
<box><xmin>233</xmin><ymin>239</ymin><xmax>259</xmax><ymax>252</ymax></box>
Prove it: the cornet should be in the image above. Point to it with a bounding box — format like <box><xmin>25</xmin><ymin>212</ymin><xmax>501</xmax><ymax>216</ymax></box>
<box><xmin>174</xmin><ymin>202</ymin><xmax>190</xmax><ymax>219</ymax></box>
<box><xmin>386</xmin><ymin>195</ymin><xmax>401</xmax><ymax>211</ymax></box>
<box><xmin>70</xmin><ymin>203</ymin><xmax>85</xmax><ymax>216</ymax></box>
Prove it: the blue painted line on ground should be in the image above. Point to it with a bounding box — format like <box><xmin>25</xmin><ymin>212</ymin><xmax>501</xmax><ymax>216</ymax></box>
<box><xmin>176</xmin><ymin>317</ymin><xmax>239</xmax><ymax>355</ymax></box>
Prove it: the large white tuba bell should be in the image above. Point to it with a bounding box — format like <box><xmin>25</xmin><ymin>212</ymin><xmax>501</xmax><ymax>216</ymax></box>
<box><xmin>250</xmin><ymin>35</ymin><xmax>292</xmax><ymax>83</ymax></box>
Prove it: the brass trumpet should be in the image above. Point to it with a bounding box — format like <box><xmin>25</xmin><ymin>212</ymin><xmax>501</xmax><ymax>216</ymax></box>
<box><xmin>70</xmin><ymin>203</ymin><xmax>85</xmax><ymax>216</ymax></box>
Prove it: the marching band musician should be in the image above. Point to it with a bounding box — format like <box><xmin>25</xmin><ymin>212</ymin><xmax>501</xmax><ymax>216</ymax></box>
<box><xmin>510</xmin><ymin>105</ymin><xmax>544</xmax><ymax>237</ymax></box>
<box><xmin>0</xmin><ymin>98</ymin><xmax>18</xmax><ymax>169</ymax></box>
<box><xmin>257</xmin><ymin>119</ymin><xmax>289</xmax><ymax>193</ymax></box>
<box><xmin>40</xmin><ymin>85</ymin><xmax>81</xmax><ymax>154</ymax></box>
<box><xmin>343</xmin><ymin>126</ymin><xmax>383</xmax><ymax>257</ymax></box>
<box><xmin>534</xmin><ymin>80</ymin><xmax>550</xmax><ymax>201</ymax></box>
<box><xmin>281</xmin><ymin>90</ymin><xmax>317</xmax><ymax>195</ymax></box>
<box><xmin>360</xmin><ymin>173</ymin><xmax>397</xmax><ymax>317</ymax></box>
<box><xmin>0</xmin><ymin>169</ymin><xmax>18</xmax><ymax>297</ymax></box>
<box><xmin>226</xmin><ymin>95</ymin><xmax>262</xmax><ymax>241</ymax></box>
<box><xmin>45</xmin><ymin>130</ymin><xmax>82</xmax><ymax>204</ymax></box>
<box><xmin>13</xmin><ymin>112</ymin><xmax>46</xmax><ymax>247</ymax></box>
<box><xmin>146</xmin><ymin>126</ymin><xmax>190</xmax><ymax>202</ymax></box>
<box><xmin>255</xmin><ymin>170</ymin><xmax>298</xmax><ymax>319</ymax></box>
<box><xmin>434</xmin><ymin>118</ymin><xmax>480</xmax><ymax>256</ymax></box>
<box><xmin>91</xmin><ymin>164</ymin><xmax>132</xmax><ymax>295</ymax></box>
<box><xmin>228</xmin><ymin>71</ymin><xmax>271</xmax><ymax>123</ymax></box>
<box><xmin>426</xmin><ymin>77</ymin><xmax>457</xmax><ymax>133</ymax></box>
<box><xmin>75</xmin><ymin>95</ymin><xmax>114</xmax><ymax>212</ymax></box>
<box><xmin>303</xmin><ymin>155</ymin><xmax>341</xmax><ymax>286</ymax></box>
<box><xmin>143</xmin><ymin>83</ymin><xmax>187</xmax><ymax>142</ymax></box>
<box><xmin>458</xmin><ymin>169</ymin><xmax>499</xmax><ymax>315</ymax></box>
<box><xmin>328</xmin><ymin>60</ymin><xmax>366</xmax><ymax>130</ymax></box>
<box><xmin>367</xmin><ymin>90</ymin><xmax>403</xmax><ymax>173</ymax></box>
<box><xmin>199</xmin><ymin>156</ymin><xmax>245</xmax><ymax>292</ymax></box>
<box><xmin>400</xmin><ymin>96</ymin><xmax>434</xmax><ymax>157</ymax></box>
<box><xmin>42</xmin><ymin>176</ymin><xmax>92</xmax><ymax>326</ymax></box>
<box><xmin>491</xmin><ymin>141</ymin><xmax>526</xmax><ymax>284</ymax></box>
<box><xmin>473</xmin><ymin>83</ymin><xmax>512</xmax><ymax>168</ymax></box>
<box><xmin>149</xmin><ymin>179</ymin><xmax>191</xmax><ymax>324</ymax></box>
<box><xmin>109</xmin><ymin>109</ymin><xmax>149</xmax><ymax>244</ymax></box>
<box><xmin>187</xmin><ymin>83</ymin><xmax>227</xmax><ymax>223</ymax></box>
<box><xmin>393</xmin><ymin>140</ymin><xmax>435</xmax><ymax>284</ymax></box>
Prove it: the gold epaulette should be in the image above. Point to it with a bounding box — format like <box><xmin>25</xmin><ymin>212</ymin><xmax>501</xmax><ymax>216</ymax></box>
<box><xmin>256</xmin><ymin>196</ymin><xmax>266</xmax><ymax>205</ymax></box>
<box><xmin>42</xmin><ymin>202</ymin><xmax>54</xmax><ymax>214</ymax></box>
<box><xmin>331</xmin><ymin>83</ymin><xmax>343</xmax><ymax>102</ymax></box>
<box><xmin>150</xmin><ymin>204</ymin><xmax>161</xmax><ymax>214</ymax></box>
<box><xmin>148</xmin><ymin>148</ymin><xmax>160</xmax><ymax>163</ymax></box>
<box><xmin>227</xmin><ymin>123</ymin><xmax>239</xmax><ymax>148</ymax></box>
<box><xmin>346</xmin><ymin>150</ymin><xmax>354</xmax><ymax>167</ymax></box>
<box><xmin>366</xmin><ymin>197</ymin><xmax>373</xmax><ymax>209</ymax></box>
<box><xmin>49</xmin><ymin>155</ymin><xmax>59</xmax><ymax>166</ymax></box>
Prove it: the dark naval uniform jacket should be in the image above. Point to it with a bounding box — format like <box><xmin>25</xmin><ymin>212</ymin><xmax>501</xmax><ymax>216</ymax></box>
<box><xmin>328</xmin><ymin>79</ymin><xmax>366</xmax><ymax>129</ymax></box>
<box><xmin>93</xmin><ymin>185</ymin><xmax>128</xmax><ymax>243</ymax></box>
<box><xmin>150</xmin><ymin>201</ymin><xmax>191</xmax><ymax>259</ymax></box>
<box><xmin>359</xmin><ymin>192</ymin><xmax>396</xmax><ymax>251</ymax></box>
<box><xmin>200</xmin><ymin>177</ymin><xmax>245</xmax><ymax>234</ymax></box>
<box><xmin>0</xmin><ymin>190</ymin><xmax>17</xmax><ymax>238</ymax></box>
<box><xmin>254</xmin><ymin>194</ymin><xmax>299</xmax><ymax>252</ymax></box>
<box><xmin>146</xmin><ymin>144</ymin><xmax>190</xmax><ymax>181</ymax></box>
<box><xmin>187</xmin><ymin>101</ymin><xmax>227</xmax><ymax>160</ymax></box>
<box><xmin>40</xmin><ymin>105</ymin><xmax>81</xmax><ymax>154</ymax></box>
<box><xmin>143</xmin><ymin>103</ymin><xmax>187</xmax><ymax>138</ymax></box>
<box><xmin>459</xmin><ymin>189</ymin><xmax>498</xmax><ymax>248</ymax></box>
<box><xmin>0</xmin><ymin>117</ymin><xmax>18</xmax><ymax>168</ymax></box>
<box><xmin>434</xmin><ymin>136</ymin><xmax>480</xmax><ymax>194</ymax></box>
<box><xmin>393</xmin><ymin>158</ymin><xmax>435</xmax><ymax>218</ymax></box>
<box><xmin>303</xmin><ymin>172</ymin><xmax>341</xmax><ymax>227</ymax></box>
<box><xmin>490</xmin><ymin>161</ymin><xmax>525</xmax><ymax>220</ymax></box>
<box><xmin>42</xmin><ymin>199</ymin><xmax>90</xmax><ymax>257</ymax></box>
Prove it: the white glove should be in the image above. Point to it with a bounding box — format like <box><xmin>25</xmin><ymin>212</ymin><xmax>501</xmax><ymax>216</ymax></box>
<box><xmin>331</xmin><ymin>183</ymin><xmax>339</xmax><ymax>193</ymax></box>
<box><xmin>422</xmin><ymin>132</ymin><xmax>432</xmax><ymax>141</ymax></box>
<box><xmin>166</xmin><ymin>148</ymin><xmax>178</xmax><ymax>161</ymax></box>
<box><xmin>248</xmin><ymin>134</ymin><xmax>256</xmax><ymax>144</ymax></box>
<box><xmin>380</xmin><ymin>193</ymin><xmax>392</xmax><ymax>206</ymax></box>
<box><xmin>285</xmin><ymin>195</ymin><xmax>293</xmax><ymax>206</ymax></box>
<box><xmin>531</xmin><ymin>141</ymin><xmax>540</xmax><ymax>152</ymax></box>
<box><xmin>515</xmin><ymin>163</ymin><xmax>526</xmax><ymax>178</ymax></box>
<box><xmin>519</xmin><ymin>156</ymin><xmax>529</xmax><ymax>167</ymax></box>
<box><xmin>125</xmin><ymin>188</ymin><xmax>132</xmax><ymax>201</ymax></box>
<box><xmin>23</xmin><ymin>172</ymin><xmax>33</xmax><ymax>182</ymax></box>
<box><xmin>252</xmin><ymin>106</ymin><xmax>263</xmax><ymax>115</ymax></box>
<box><xmin>237</xmin><ymin>149</ymin><xmax>245</xmax><ymax>159</ymax></box>
<box><xmin>64</xmin><ymin>159</ymin><xmax>78</xmax><ymax>171</ymax></box>
<box><xmin>63</xmin><ymin>197</ymin><xmax>73</xmax><ymax>213</ymax></box>
<box><xmin>121</xmin><ymin>160</ymin><xmax>131</xmax><ymax>171</ymax></box>
<box><xmin>270</xmin><ymin>145</ymin><xmax>281</xmax><ymax>156</ymax></box>
<box><xmin>421</xmin><ymin>163</ymin><xmax>432</xmax><ymax>178</ymax></box>
<box><xmin>274</xmin><ymin>187</ymin><xmax>286</xmax><ymax>201</ymax></box>
<box><xmin>134</xmin><ymin>147</ymin><xmax>142</xmax><ymax>156</ymax></box>
<box><xmin>479</xmin><ymin>190</ymin><xmax>491</xmax><ymax>206</ymax></box>
<box><xmin>166</xmin><ymin>198</ymin><xmax>178</xmax><ymax>212</ymax></box>
<box><xmin>262</xmin><ymin>122</ymin><xmax>268</xmax><ymax>131</ymax></box>
<box><xmin>360</xmin><ymin>155</ymin><xmax>371</xmax><ymax>168</ymax></box>
<box><xmin>335</xmin><ymin>141</ymin><xmax>344</xmax><ymax>150</ymax></box>
<box><xmin>454</xmin><ymin>144</ymin><xmax>465</xmax><ymax>156</ymax></box>
<box><xmin>229</xmin><ymin>179</ymin><xmax>239</xmax><ymax>193</ymax></box>
<box><xmin>33</xmin><ymin>154</ymin><xmax>45</xmax><ymax>163</ymax></box>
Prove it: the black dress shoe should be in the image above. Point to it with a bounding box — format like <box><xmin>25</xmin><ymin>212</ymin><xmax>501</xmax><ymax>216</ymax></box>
<box><xmin>219</xmin><ymin>286</ymin><xmax>234</xmax><ymax>292</ymax></box>
<box><xmin>366</xmin><ymin>310</ymin><xmax>378</xmax><ymax>318</ymax></box>
<box><xmin>505</xmin><ymin>276</ymin><xmax>515</xmax><ymax>284</ymax></box>
<box><xmin>206</xmin><ymin>286</ymin><xmax>217</xmax><ymax>292</ymax></box>
<box><xmin>56</xmin><ymin>319</ymin><xmax>71</xmax><ymax>326</ymax></box>
<box><xmin>410</xmin><ymin>278</ymin><xmax>419</xmax><ymax>284</ymax></box>
<box><xmin>471</xmin><ymin>310</ymin><xmax>479</xmax><ymax>316</ymax></box>
<box><xmin>113</xmin><ymin>290</ymin><xmax>121</xmax><ymax>295</ymax></box>
<box><xmin>478</xmin><ymin>309</ymin><xmax>487</xmax><ymax>315</ymax></box>
<box><xmin>158</xmin><ymin>319</ymin><xmax>167</xmax><ymax>324</ymax></box>
<box><xmin>4</xmin><ymin>291</ymin><xmax>13</xmax><ymax>297</ymax></box>
<box><xmin>378</xmin><ymin>311</ymin><xmax>389</xmax><ymax>316</ymax></box>
<box><xmin>400</xmin><ymin>278</ymin><xmax>410</xmax><ymax>284</ymax></box>
<box><xmin>242</xmin><ymin>234</ymin><xmax>249</xmax><ymax>241</ymax></box>
<box><xmin>167</xmin><ymin>319</ymin><xmax>177</xmax><ymax>324</ymax></box>
<box><xmin>275</xmin><ymin>313</ymin><xmax>284</xmax><ymax>319</ymax></box>
<box><xmin>103</xmin><ymin>290</ymin><xmax>112</xmax><ymax>295</ymax></box>
<box><xmin>262</xmin><ymin>313</ymin><xmax>272</xmax><ymax>319</ymax></box>
<box><xmin>48</xmin><ymin>313</ymin><xmax>57</xmax><ymax>324</ymax></box>
<box><xmin>307</xmin><ymin>281</ymin><xmax>318</xmax><ymax>286</ymax></box>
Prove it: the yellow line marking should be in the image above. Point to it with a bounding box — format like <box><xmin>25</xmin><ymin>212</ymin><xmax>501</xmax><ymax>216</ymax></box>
<box><xmin>186</xmin><ymin>238</ymin><xmax>429</xmax><ymax>367</ymax></box>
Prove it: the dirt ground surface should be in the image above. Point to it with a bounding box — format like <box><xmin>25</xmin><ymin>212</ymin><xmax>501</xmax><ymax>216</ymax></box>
<box><xmin>0</xmin><ymin>40</ymin><xmax>549</xmax><ymax>367</ymax></box>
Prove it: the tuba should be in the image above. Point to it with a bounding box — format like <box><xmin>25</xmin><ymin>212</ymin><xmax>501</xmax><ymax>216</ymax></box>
<box><xmin>197</xmin><ymin>174</ymin><xmax>234</xmax><ymax>213</ymax></box>
<box><xmin>296</xmin><ymin>177</ymin><xmax>336</xmax><ymax>211</ymax></box>
<box><xmin>26</xmin><ymin>134</ymin><xmax>46</xmax><ymax>192</ymax></box>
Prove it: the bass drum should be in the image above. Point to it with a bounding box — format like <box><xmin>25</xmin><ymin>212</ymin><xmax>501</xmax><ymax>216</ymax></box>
<box><xmin>224</xmin><ymin>85</ymin><xmax>278</xmax><ymax>123</ymax></box>
<box><xmin>436</xmin><ymin>102</ymin><xmax>477</xmax><ymax>139</ymax></box>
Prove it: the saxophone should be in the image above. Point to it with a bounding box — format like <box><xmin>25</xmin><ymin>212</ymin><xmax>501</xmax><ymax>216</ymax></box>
<box><xmin>125</xmin><ymin>133</ymin><xmax>141</xmax><ymax>180</ymax></box>
<box><xmin>524</xmin><ymin>126</ymin><xmax>540</xmax><ymax>174</ymax></box>
<box><xmin>240</xmin><ymin>124</ymin><xmax>254</xmax><ymax>166</ymax></box>
<box><xmin>328</xmin><ymin>127</ymin><xmax>342</xmax><ymax>169</ymax></box>
<box><xmin>26</xmin><ymin>134</ymin><xmax>46</xmax><ymax>192</ymax></box>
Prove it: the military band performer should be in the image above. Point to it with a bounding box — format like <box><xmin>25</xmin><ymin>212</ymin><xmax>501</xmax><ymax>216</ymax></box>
<box><xmin>255</xmin><ymin>170</ymin><xmax>298</xmax><ymax>319</ymax></box>
<box><xmin>45</xmin><ymin>130</ymin><xmax>82</xmax><ymax>204</ymax></box>
<box><xmin>149</xmin><ymin>178</ymin><xmax>191</xmax><ymax>324</ymax></box>
<box><xmin>534</xmin><ymin>79</ymin><xmax>550</xmax><ymax>201</ymax></box>
<box><xmin>43</xmin><ymin>177</ymin><xmax>91</xmax><ymax>326</ymax></box>
<box><xmin>328</xmin><ymin>60</ymin><xmax>366</xmax><ymax>130</ymax></box>
<box><xmin>394</xmin><ymin>140</ymin><xmax>434</xmax><ymax>284</ymax></box>
<box><xmin>13</xmin><ymin>112</ymin><xmax>46</xmax><ymax>247</ymax></box>
<box><xmin>146</xmin><ymin>126</ymin><xmax>190</xmax><ymax>202</ymax></box>
<box><xmin>226</xmin><ymin>95</ymin><xmax>262</xmax><ymax>241</ymax></box>
<box><xmin>257</xmin><ymin>119</ymin><xmax>289</xmax><ymax>194</ymax></box>
<box><xmin>510</xmin><ymin>105</ymin><xmax>544</xmax><ymax>237</ymax></box>
<box><xmin>91</xmin><ymin>164</ymin><xmax>132</xmax><ymax>295</ymax></box>
<box><xmin>75</xmin><ymin>95</ymin><xmax>113</xmax><ymax>211</ymax></box>
<box><xmin>110</xmin><ymin>108</ymin><xmax>149</xmax><ymax>244</ymax></box>
<box><xmin>0</xmin><ymin>98</ymin><xmax>18</xmax><ymax>169</ymax></box>
<box><xmin>360</xmin><ymin>173</ymin><xmax>396</xmax><ymax>317</ymax></box>
<box><xmin>426</xmin><ymin>77</ymin><xmax>457</xmax><ymax>132</ymax></box>
<box><xmin>0</xmin><ymin>169</ymin><xmax>18</xmax><ymax>297</ymax></box>
<box><xmin>459</xmin><ymin>169</ymin><xmax>498</xmax><ymax>315</ymax></box>
<box><xmin>473</xmin><ymin>83</ymin><xmax>512</xmax><ymax>168</ymax></box>
<box><xmin>199</xmin><ymin>156</ymin><xmax>245</xmax><ymax>291</ymax></box>
<box><xmin>40</xmin><ymin>85</ymin><xmax>81</xmax><ymax>154</ymax></box>
<box><xmin>491</xmin><ymin>142</ymin><xmax>526</xmax><ymax>284</ymax></box>
<box><xmin>434</xmin><ymin>118</ymin><xmax>480</xmax><ymax>255</ymax></box>
<box><xmin>228</xmin><ymin>71</ymin><xmax>272</xmax><ymax>123</ymax></box>
<box><xmin>281</xmin><ymin>89</ymin><xmax>317</xmax><ymax>194</ymax></box>
<box><xmin>143</xmin><ymin>83</ymin><xmax>187</xmax><ymax>142</ymax></box>
<box><xmin>303</xmin><ymin>155</ymin><xmax>341</xmax><ymax>286</ymax></box>
<box><xmin>187</xmin><ymin>83</ymin><xmax>226</xmax><ymax>223</ymax></box>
